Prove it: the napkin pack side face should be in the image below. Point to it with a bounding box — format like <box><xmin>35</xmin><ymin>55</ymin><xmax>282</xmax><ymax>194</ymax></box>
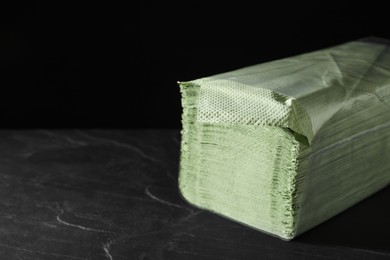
<box><xmin>178</xmin><ymin>39</ymin><xmax>390</xmax><ymax>240</ymax></box>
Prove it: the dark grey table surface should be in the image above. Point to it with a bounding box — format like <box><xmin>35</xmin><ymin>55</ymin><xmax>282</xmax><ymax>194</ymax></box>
<box><xmin>0</xmin><ymin>130</ymin><xmax>388</xmax><ymax>259</ymax></box>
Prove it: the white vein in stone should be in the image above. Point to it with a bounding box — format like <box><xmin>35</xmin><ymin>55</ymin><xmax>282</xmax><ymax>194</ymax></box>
<box><xmin>75</xmin><ymin>131</ymin><xmax>163</xmax><ymax>163</ymax></box>
<box><xmin>39</xmin><ymin>130</ymin><xmax>88</xmax><ymax>146</ymax></box>
<box><xmin>145</xmin><ymin>185</ymin><xmax>190</xmax><ymax>211</ymax></box>
<box><xmin>54</xmin><ymin>204</ymin><xmax>109</xmax><ymax>233</ymax></box>
<box><xmin>103</xmin><ymin>242</ymin><xmax>113</xmax><ymax>260</ymax></box>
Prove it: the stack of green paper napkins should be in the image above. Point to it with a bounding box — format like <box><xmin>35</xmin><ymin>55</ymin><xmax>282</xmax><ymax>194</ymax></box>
<box><xmin>178</xmin><ymin>38</ymin><xmax>390</xmax><ymax>240</ymax></box>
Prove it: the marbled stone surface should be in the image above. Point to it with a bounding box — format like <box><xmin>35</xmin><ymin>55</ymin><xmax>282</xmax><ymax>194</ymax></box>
<box><xmin>0</xmin><ymin>130</ymin><xmax>388</xmax><ymax>259</ymax></box>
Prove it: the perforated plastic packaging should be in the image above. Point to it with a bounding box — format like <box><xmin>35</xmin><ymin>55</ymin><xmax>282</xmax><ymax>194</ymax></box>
<box><xmin>178</xmin><ymin>38</ymin><xmax>390</xmax><ymax>240</ymax></box>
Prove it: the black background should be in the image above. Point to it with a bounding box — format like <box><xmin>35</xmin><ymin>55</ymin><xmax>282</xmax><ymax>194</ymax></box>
<box><xmin>1</xmin><ymin>2</ymin><xmax>389</xmax><ymax>129</ymax></box>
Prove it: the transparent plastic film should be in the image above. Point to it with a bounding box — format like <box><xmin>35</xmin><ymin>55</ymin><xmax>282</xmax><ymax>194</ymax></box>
<box><xmin>178</xmin><ymin>38</ymin><xmax>390</xmax><ymax>240</ymax></box>
<box><xmin>193</xmin><ymin>40</ymin><xmax>390</xmax><ymax>145</ymax></box>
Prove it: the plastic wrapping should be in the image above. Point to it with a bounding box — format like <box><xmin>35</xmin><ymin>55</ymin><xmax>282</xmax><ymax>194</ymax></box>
<box><xmin>178</xmin><ymin>38</ymin><xmax>390</xmax><ymax>240</ymax></box>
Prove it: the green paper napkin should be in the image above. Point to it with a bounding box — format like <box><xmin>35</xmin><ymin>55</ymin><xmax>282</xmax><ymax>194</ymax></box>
<box><xmin>178</xmin><ymin>39</ymin><xmax>390</xmax><ymax>240</ymax></box>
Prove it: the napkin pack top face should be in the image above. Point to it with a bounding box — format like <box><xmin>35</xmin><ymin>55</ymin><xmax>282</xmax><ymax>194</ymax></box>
<box><xmin>178</xmin><ymin>39</ymin><xmax>390</xmax><ymax>240</ymax></box>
